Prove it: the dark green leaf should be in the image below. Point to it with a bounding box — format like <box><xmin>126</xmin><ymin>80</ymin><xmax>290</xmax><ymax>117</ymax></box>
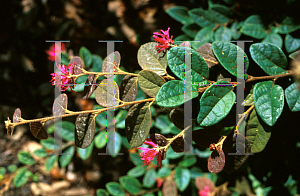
<box><xmin>0</xmin><ymin>167</ymin><xmax>6</xmax><ymax>177</ymax></box>
<box><xmin>96</xmin><ymin>189</ymin><xmax>109</xmax><ymax>196</ymax></box>
<box><xmin>75</xmin><ymin>113</ymin><xmax>96</xmax><ymax>148</ymax></box>
<box><xmin>179</xmin><ymin>155</ymin><xmax>197</xmax><ymax>167</ymax></box>
<box><xmin>7</xmin><ymin>165</ymin><xmax>17</xmax><ymax>172</ymax></box>
<box><xmin>77</xmin><ymin>141</ymin><xmax>94</xmax><ymax>160</ymax></box>
<box><xmin>231</xmin><ymin>21</ymin><xmax>241</xmax><ymax>39</ymax></box>
<box><xmin>17</xmin><ymin>151</ymin><xmax>35</xmax><ymax>165</ymax></box>
<box><xmin>262</xmin><ymin>33</ymin><xmax>283</xmax><ymax>48</ymax></box>
<box><xmin>253</xmin><ymin>81</ymin><xmax>284</xmax><ymax>126</ymax></box>
<box><xmin>278</xmin><ymin>16</ymin><xmax>300</xmax><ymax>34</ymax></box>
<box><xmin>137</xmin><ymin>42</ymin><xmax>167</xmax><ymax>75</ymax></box>
<box><xmin>67</xmin><ymin>75</ymin><xmax>88</xmax><ymax>92</ymax></box>
<box><xmin>285</xmin><ymin>34</ymin><xmax>300</xmax><ymax>53</ymax></box>
<box><xmin>209</xmin><ymin>5</ymin><xmax>230</xmax><ymax>23</ymax></box>
<box><xmin>175</xmin><ymin>167</ymin><xmax>191</xmax><ymax>191</ymax></box>
<box><xmin>94</xmin><ymin>105</ymin><xmax>107</xmax><ymax>127</ymax></box>
<box><xmin>119</xmin><ymin>76</ymin><xmax>138</xmax><ymax>109</ymax></box>
<box><xmin>197</xmin><ymin>81</ymin><xmax>236</xmax><ymax>126</ymax></box>
<box><xmin>190</xmin><ymin>166</ymin><xmax>203</xmax><ymax>179</ymax></box>
<box><xmin>193</xmin><ymin>26</ymin><xmax>214</xmax><ymax>49</ymax></box>
<box><xmin>181</xmin><ymin>23</ymin><xmax>201</xmax><ymax>38</ymax></box>
<box><xmin>241</xmin><ymin>15</ymin><xmax>266</xmax><ymax>39</ymax></box>
<box><xmin>166</xmin><ymin>6</ymin><xmax>193</xmax><ymax>24</ymax></box>
<box><xmin>13</xmin><ymin>167</ymin><xmax>29</xmax><ymax>188</ymax></box>
<box><xmin>79</xmin><ymin>46</ymin><xmax>92</xmax><ymax>67</ymax></box>
<box><xmin>250</xmin><ymin>43</ymin><xmax>288</xmax><ymax>75</ymax></box>
<box><xmin>212</xmin><ymin>41</ymin><xmax>249</xmax><ymax>79</ymax></box>
<box><xmin>115</xmin><ymin>110</ymin><xmax>128</xmax><ymax>129</ymax></box>
<box><xmin>166</xmin><ymin>147</ymin><xmax>183</xmax><ymax>159</ymax></box>
<box><xmin>214</xmin><ymin>26</ymin><xmax>231</xmax><ymax>41</ymax></box>
<box><xmin>138</xmin><ymin>70</ymin><xmax>166</xmax><ymax>98</ymax></box>
<box><xmin>285</xmin><ymin>82</ymin><xmax>300</xmax><ymax>112</ymax></box>
<box><xmin>174</xmin><ymin>34</ymin><xmax>192</xmax><ymax>42</ymax></box>
<box><xmin>45</xmin><ymin>155</ymin><xmax>57</xmax><ymax>171</ymax></box>
<box><xmin>119</xmin><ymin>176</ymin><xmax>143</xmax><ymax>194</ymax></box>
<box><xmin>54</xmin><ymin>121</ymin><xmax>75</xmax><ymax>141</ymax></box>
<box><xmin>157</xmin><ymin>167</ymin><xmax>171</xmax><ymax>178</ymax></box>
<box><xmin>61</xmin><ymin>52</ymin><xmax>70</xmax><ymax>65</ymax></box>
<box><xmin>59</xmin><ymin>146</ymin><xmax>75</xmax><ymax>167</ymax></box>
<box><xmin>246</xmin><ymin>109</ymin><xmax>271</xmax><ymax>153</ymax></box>
<box><xmin>188</xmin><ymin>8</ymin><xmax>215</xmax><ymax>28</ymax></box>
<box><xmin>91</xmin><ymin>55</ymin><xmax>103</xmax><ymax>72</ymax></box>
<box><xmin>106</xmin><ymin>182</ymin><xmax>125</xmax><ymax>196</ymax></box>
<box><xmin>143</xmin><ymin>169</ymin><xmax>156</xmax><ymax>188</ymax></box>
<box><xmin>94</xmin><ymin>131</ymin><xmax>107</xmax><ymax>149</ymax></box>
<box><xmin>95</xmin><ymin>79</ymin><xmax>120</xmax><ymax>107</ymax></box>
<box><xmin>156</xmin><ymin>80</ymin><xmax>199</xmax><ymax>107</ymax></box>
<box><xmin>125</xmin><ymin>102</ymin><xmax>152</xmax><ymax>147</ymax></box>
<box><xmin>130</xmin><ymin>153</ymin><xmax>144</xmax><ymax>165</ymax></box>
<box><xmin>41</xmin><ymin>138</ymin><xmax>60</xmax><ymax>150</ymax></box>
<box><xmin>127</xmin><ymin>165</ymin><xmax>145</xmax><ymax>177</ymax></box>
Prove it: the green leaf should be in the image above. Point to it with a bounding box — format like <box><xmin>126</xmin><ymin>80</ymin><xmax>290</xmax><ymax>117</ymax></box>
<box><xmin>179</xmin><ymin>155</ymin><xmax>197</xmax><ymax>167</ymax></box>
<box><xmin>188</xmin><ymin>8</ymin><xmax>215</xmax><ymax>28</ymax></box>
<box><xmin>137</xmin><ymin>42</ymin><xmax>167</xmax><ymax>75</ymax></box>
<box><xmin>285</xmin><ymin>82</ymin><xmax>300</xmax><ymax>112</ymax></box>
<box><xmin>174</xmin><ymin>34</ymin><xmax>192</xmax><ymax>42</ymax></box>
<box><xmin>157</xmin><ymin>167</ymin><xmax>171</xmax><ymax>178</ymax></box>
<box><xmin>243</xmin><ymin>88</ymin><xmax>254</xmax><ymax>106</ymax></box>
<box><xmin>77</xmin><ymin>141</ymin><xmax>94</xmax><ymax>160</ymax></box>
<box><xmin>96</xmin><ymin>189</ymin><xmax>109</xmax><ymax>196</ymax></box>
<box><xmin>41</xmin><ymin>138</ymin><xmax>61</xmax><ymax>150</ymax></box>
<box><xmin>54</xmin><ymin>121</ymin><xmax>75</xmax><ymax>142</ymax></box>
<box><xmin>166</xmin><ymin>6</ymin><xmax>193</xmax><ymax>24</ymax></box>
<box><xmin>130</xmin><ymin>153</ymin><xmax>144</xmax><ymax>165</ymax></box>
<box><xmin>67</xmin><ymin>75</ymin><xmax>88</xmax><ymax>92</ymax></box>
<box><xmin>246</xmin><ymin>109</ymin><xmax>271</xmax><ymax>153</ymax></box>
<box><xmin>0</xmin><ymin>167</ymin><xmax>6</xmax><ymax>181</ymax></box>
<box><xmin>209</xmin><ymin>5</ymin><xmax>231</xmax><ymax>23</ymax></box>
<box><xmin>61</xmin><ymin>52</ymin><xmax>70</xmax><ymax>65</ymax></box>
<box><xmin>91</xmin><ymin>54</ymin><xmax>103</xmax><ymax>72</ymax></box>
<box><xmin>285</xmin><ymin>34</ymin><xmax>300</xmax><ymax>53</ymax></box>
<box><xmin>156</xmin><ymin>80</ymin><xmax>198</xmax><ymax>107</ymax></box>
<box><xmin>167</xmin><ymin>46</ymin><xmax>209</xmax><ymax>82</ymax></box>
<box><xmin>143</xmin><ymin>169</ymin><xmax>156</xmax><ymax>188</ymax></box>
<box><xmin>59</xmin><ymin>146</ymin><xmax>75</xmax><ymax>167</ymax></box>
<box><xmin>181</xmin><ymin>23</ymin><xmax>201</xmax><ymax>38</ymax></box>
<box><xmin>94</xmin><ymin>131</ymin><xmax>107</xmax><ymax>149</ymax></box>
<box><xmin>253</xmin><ymin>81</ymin><xmax>284</xmax><ymax>126</ymax></box>
<box><xmin>230</xmin><ymin>21</ymin><xmax>241</xmax><ymax>40</ymax></box>
<box><xmin>119</xmin><ymin>176</ymin><xmax>143</xmax><ymax>194</ymax></box>
<box><xmin>127</xmin><ymin>165</ymin><xmax>145</xmax><ymax>177</ymax></box>
<box><xmin>75</xmin><ymin>113</ymin><xmax>96</xmax><ymax>149</ymax></box>
<box><xmin>107</xmin><ymin>132</ymin><xmax>122</xmax><ymax>157</ymax></box>
<box><xmin>214</xmin><ymin>26</ymin><xmax>231</xmax><ymax>41</ymax></box>
<box><xmin>212</xmin><ymin>41</ymin><xmax>249</xmax><ymax>79</ymax></box>
<box><xmin>13</xmin><ymin>167</ymin><xmax>29</xmax><ymax>188</ymax></box>
<box><xmin>190</xmin><ymin>166</ymin><xmax>203</xmax><ymax>179</ymax></box>
<box><xmin>250</xmin><ymin>43</ymin><xmax>288</xmax><ymax>75</ymax></box>
<box><xmin>17</xmin><ymin>151</ymin><xmax>35</xmax><ymax>165</ymax></box>
<box><xmin>241</xmin><ymin>15</ymin><xmax>266</xmax><ymax>39</ymax></box>
<box><xmin>193</xmin><ymin>26</ymin><xmax>214</xmax><ymax>49</ymax></box>
<box><xmin>45</xmin><ymin>155</ymin><xmax>57</xmax><ymax>171</ymax></box>
<box><xmin>94</xmin><ymin>105</ymin><xmax>107</xmax><ymax>127</ymax></box>
<box><xmin>7</xmin><ymin>165</ymin><xmax>17</xmax><ymax>172</ymax></box>
<box><xmin>197</xmin><ymin>81</ymin><xmax>236</xmax><ymax>126</ymax></box>
<box><xmin>138</xmin><ymin>70</ymin><xmax>166</xmax><ymax>98</ymax></box>
<box><xmin>175</xmin><ymin>167</ymin><xmax>191</xmax><ymax>192</ymax></box>
<box><xmin>278</xmin><ymin>16</ymin><xmax>300</xmax><ymax>34</ymax></box>
<box><xmin>115</xmin><ymin>110</ymin><xmax>128</xmax><ymax>129</ymax></box>
<box><xmin>79</xmin><ymin>46</ymin><xmax>92</xmax><ymax>68</ymax></box>
<box><xmin>262</xmin><ymin>33</ymin><xmax>283</xmax><ymax>48</ymax></box>
<box><xmin>166</xmin><ymin>147</ymin><xmax>183</xmax><ymax>159</ymax></box>
<box><xmin>125</xmin><ymin>102</ymin><xmax>152</xmax><ymax>147</ymax></box>
<box><xmin>106</xmin><ymin>182</ymin><xmax>125</xmax><ymax>196</ymax></box>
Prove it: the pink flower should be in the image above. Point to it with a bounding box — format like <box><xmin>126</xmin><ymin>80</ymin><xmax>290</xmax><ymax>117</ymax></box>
<box><xmin>153</xmin><ymin>28</ymin><xmax>174</xmax><ymax>53</ymax></box>
<box><xmin>46</xmin><ymin>43</ymin><xmax>66</xmax><ymax>61</ymax></box>
<box><xmin>155</xmin><ymin>178</ymin><xmax>163</xmax><ymax>188</ymax></box>
<box><xmin>137</xmin><ymin>138</ymin><xmax>162</xmax><ymax>168</ymax></box>
<box><xmin>50</xmin><ymin>63</ymin><xmax>75</xmax><ymax>91</ymax></box>
<box><xmin>198</xmin><ymin>186</ymin><xmax>211</xmax><ymax>196</ymax></box>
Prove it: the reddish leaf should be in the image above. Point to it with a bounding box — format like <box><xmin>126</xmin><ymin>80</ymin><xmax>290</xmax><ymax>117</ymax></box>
<box><xmin>208</xmin><ymin>147</ymin><xmax>225</xmax><ymax>173</ymax></box>
<box><xmin>102</xmin><ymin>51</ymin><xmax>121</xmax><ymax>77</ymax></box>
<box><xmin>159</xmin><ymin>149</ymin><xmax>167</xmax><ymax>160</ymax></box>
<box><xmin>70</xmin><ymin>56</ymin><xmax>83</xmax><ymax>75</ymax></box>
<box><xmin>13</xmin><ymin>108</ymin><xmax>21</xmax><ymax>123</ymax></box>
<box><xmin>162</xmin><ymin>178</ymin><xmax>178</xmax><ymax>196</ymax></box>
<box><xmin>53</xmin><ymin>94</ymin><xmax>68</xmax><ymax>117</ymax></box>
<box><xmin>196</xmin><ymin>43</ymin><xmax>218</xmax><ymax>68</ymax></box>
<box><xmin>150</xmin><ymin>133</ymin><xmax>168</xmax><ymax>146</ymax></box>
<box><xmin>179</xmin><ymin>41</ymin><xmax>191</xmax><ymax>47</ymax></box>
<box><xmin>119</xmin><ymin>75</ymin><xmax>138</xmax><ymax>109</ymax></box>
<box><xmin>30</xmin><ymin>122</ymin><xmax>48</xmax><ymax>139</ymax></box>
<box><xmin>195</xmin><ymin>177</ymin><xmax>215</xmax><ymax>193</ymax></box>
<box><xmin>83</xmin><ymin>74</ymin><xmax>97</xmax><ymax>99</ymax></box>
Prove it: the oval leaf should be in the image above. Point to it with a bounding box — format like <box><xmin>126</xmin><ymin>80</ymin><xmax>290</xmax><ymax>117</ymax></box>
<box><xmin>125</xmin><ymin>102</ymin><xmax>152</xmax><ymax>147</ymax></box>
<box><xmin>106</xmin><ymin>182</ymin><xmax>125</xmax><ymax>196</ymax></box>
<box><xmin>119</xmin><ymin>75</ymin><xmax>138</xmax><ymax>109</ymax></box>
<box><xmin>196</xmin><ymin>43</ymin><xmax>218</xmax><ymax>69</ymax></box>
<box><xmin>285</xmin><ymin>82</ymin><xmax>300</xmax><ymax>112</ymax></box>
<box><xmin>102</xmin><ymin>51</ymin><xmax>120</xmax><ymax>77</ymax></box>
<box><xmin>143</xmin><ymin>169</ymin><xmax>156</xmax><ymax>188</ymax></box>
<box><xmin>166</xmin><ymin>6</ymin><xmax>193</xmax><ymax>24</ymax></box>
<box><xmin>262</xmin><ymin>33</ymin><xmax>283</xmax><ymax>48</ymax></box>
<box><xmin>33</xmin><ymin>148</ymin><xmax>47</xmax><ymax>157</ymax></box>
<box><xmin>18</xmin><ymin>151</ymin><xmax>35</xmax><ymax>165</ymax></box>
<box><xmin>193</xmin><ymin>26</ymin><xmax>214</xmax><ymax>49</ymax></box>
<box><xmin>41</xmin><ymin>138</ymin><xmax>60</xmax><ymax>150</ymax></box>
<box><xmin>208</xmin><ymin>147</ymin><xmax>225</xmax><ymax>173</ymax></box>
<box><xmin>75</xmin><ymin>113</ymin><xmax>96</xmax><ymax>148</ymax></box>
<box><xmin>175</xmin><ymin>167</ymin><xmax>190</xmax><ymax>192</ymax></box>
<box><xmin>162</xmin><ymin>178</ymin><xmax>178</xmax><ymax>196</ymax></box>
<box><xmin>30</xmin><ymin>122</ymin><xmax>48</xmax><ymax>139</ymax></box>
<box><xmin>13</xmin><ymin>167</ymin><xmax>29</xmax><ymax>188</ymax></box>
<box><xmin>253</xmin><ymin>81</ymin><xmax>284</xmax><ymax>126</ymax></box>
<box><xmin>79</xmin><ymin>47</ymin><xmax>92</xmax><ymax>68</ymax></box>
<box><xmin>197</xmin><ymin>81</ymin><xmax>236</xmax><ymax>126</ymax></box>
<box><xmin>156</xmin><ymin>80</ymin><xmax>199</xmax><ymax>107</ymax></box>
<box><xmin>215</xmin><ymin>26</ymin><xmax>232</xmax><ymax>41</ymax></box>
<box><xmin>127</xmin><ymin>165</ymin><xmax>145</xmax><ymax>178</ymax></box>
<box><xmin>285</xmin><ymin>34</ymin><xmax>300</xmax><ymax>53</ymax></box>
<box><xmin>250</xmin><ymin>43</ymin><xmax>288</xmax><ymax>76</ymax></box>
<box><xmin>188</xmin><ymin>8</ymin><xmax>215</xmax><ymax>28</ymax></box>
<box><xmin>77</xmin><ymin>141</ymin><xmax>94</xmax><ymax>160</ymax></box>
<box><xmin>278</xmin><ymin>16</ymin><xmax>300</xmax><ymax>34</ymax></box>
<box><xmin>70</xmin><ymin>56</ymin><xmax>83</xmax><ymax>75</ymax></box>
<box><xmin>95</xmin><ymin>79</ymin><xmax>120</xmax><ymax>107</ymax></box>
<box><xmin>150</xmin><ymin>133</ymin><xmax>168</xmax><ymax>146</ymax></box>
<box><xmin>83</xmin><ymin>74</ymin><xmax>97</xmax><ymax>99</ymax></box>
<box><xmin>53</xmin><ymin>94</ymin><xmax>68</xmax><ymax>116</ymax></box>
<box><xmin>138</xmin><ymin>70</ymin><xmax>166</xmax><ymax>98</ymax></box>
<box><xmin>107</xmin><ymin>132</ymin><xmax>122</xmax><ymax>157</ymax></box>
<box><xmin>212</xmin><ymin>41</ymin><xmax>249</xmax><ymax>79</ymax></box>
<box><xmin>137</xmin><ymin>42</ymin><xmax>167</xmax><ymax>75</ymax></box>
<box><xmin>45</xmin><ymin>155</ymin><xmax>57</xmax><ymax>171</ymax></box>
<box><xmin>54</xmin><ymin>121</ymin><xmax>75</xmax><ymax>142</ymax></box>
<box><xmin>59</xmin><ymin>146</ymin><xmax>75</xmax><ymax>167</ymax></box>
<box><xmin>13</xmin><ymin>108</ymin><xmax>21</xmax><ymax>123</ymax></box>
<box><xmin>119</xmin><ymin>176</ymin><xmax>143</xmax><ymax>195</ymax></box>
<box><xmin>94</xmin><ymin>131</ymin><xmax>107</xmax><ymax>149</ymax></box>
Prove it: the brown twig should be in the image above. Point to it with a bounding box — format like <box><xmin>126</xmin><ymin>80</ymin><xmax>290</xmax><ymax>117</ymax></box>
<box><xmin>246</xmin><ymin>71</ymin><xmax>294</xmax><ymax>83</ymax></box>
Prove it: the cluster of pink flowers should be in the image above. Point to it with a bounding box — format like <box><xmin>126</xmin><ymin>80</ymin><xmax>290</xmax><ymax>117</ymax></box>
<box><xmin>198</xmin><ymin>186</ymin><xmax>211</xmax><ymax>196</ymax></box>
<box><xmin>46</xmin><ymin>43</ymin><xmax>65</xmax><ymax>62</ymax></box>
<box><xmin>153</xmin><ymin>27</ymin><xmax>174</xmax><ymax>53</ymax></box>
<box><xmin>49</xmin><ymin>63</ymin><xmax>75</xmax><ymax>91</ymax></box>
<box><xmin>137</xmin><ymin>138</ymin><xmax>162</xmax><ymax>168</ymax></box>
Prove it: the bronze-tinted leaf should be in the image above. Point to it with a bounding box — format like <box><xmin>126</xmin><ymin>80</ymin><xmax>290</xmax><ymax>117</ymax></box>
<box><xmin>179</xmin><ymin>41</ymin><xmax>191</xmax><ymax>47</ymax></box>
<box><xmin>195</xmin><ymin>177</ymin><xmax>215</xmax><ymax>193</ymax></box>
<box><xmin>102</xmin><ymin>51</ymin><xmax>120</xmax><ymax>77</ymax></box>
<box><xmin>94</xmin><ymin>79</ymin><xmax>120</xmax><ymax>107</ymax></box>
<box><xmin>13</xmin><ymin>108</ymin><xmax>21</xmax><ymax>123</ymax></box>
<box><xmin>75</xmin><ymin>113</ymin><xmax>96</xmax><ymax>148</ymax></box>
<box><xmin>214</xmin><ymin>182</ymin><xmax>232</xmax><ymax>196</ymax></box>
<box><xmin>125</xmin><ymin>102</ymin><xmax>152</xmax><ymax>147</ymax></box>
<box><xmin>192</xmin><ymin>125</ymin><xmax>222</xmax><ymax>148</ymax></box>
<box><xmin>169</xmin><ymin>109</ymin><xmax>184</xmax><ymax>130</ymax></box>
<box><xmin>138</xmin><ymin>70</ymin><xmax>166</xmax><ymax>98</ymax></box>
<box><xmin>170</xmin><ymin>136</ymin><xmax>189</xmax><ymax>152</ymax></box>
<box><xmin>119</xmin><ymin>75</ymin><xmax>138</xmax><ymax>109</ymax></box>
<box><xmin>159</xmin><ymin>149</ymin><xmax>167</xmax><ymax>160</ymax></box>
<box><xmin>83</xmin><ymin>74</ymin><xmax>97</xmax><ymax>99</ymax></box>
<box><xmin>53</xmin><ymin>94</ymin><xmax>68</xmax><ymax>117</ymax></box>
<box><xmin>208</xmin><ymin>147</ymin><xmax>225</xmax><ymax>173</ymax></box>
<box><xmin>70</xmin><ymin>56</ymin><xmax>83</xmax><ymax>75</ymax></box>
<box><xmin>162</xmin><ymin>178</ymin><xmax>178</xmax><ymax>196</ymax></box>
<box><xmin>150</xmin><ymin>133</ymin><xmax>168</xmax><ymax>146</ymax></box>
<box><xmin>30</xmin><ymin>122</ymin><xmax>48</xmax><ymax>139</ymax></box>
<box><xmin>196</xmin><ymin>43</ymin><xmax>219</xmax><ymax>68</ymax></box>
<box><xmin>7</xmin><ymin>126</ymin><xmax>14</xmax><ymax>136</ymax></box>
<box><xmin>223</xmin><ymin>132</ymin><xmax>251</xmax><ymax>174</ymax></box>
